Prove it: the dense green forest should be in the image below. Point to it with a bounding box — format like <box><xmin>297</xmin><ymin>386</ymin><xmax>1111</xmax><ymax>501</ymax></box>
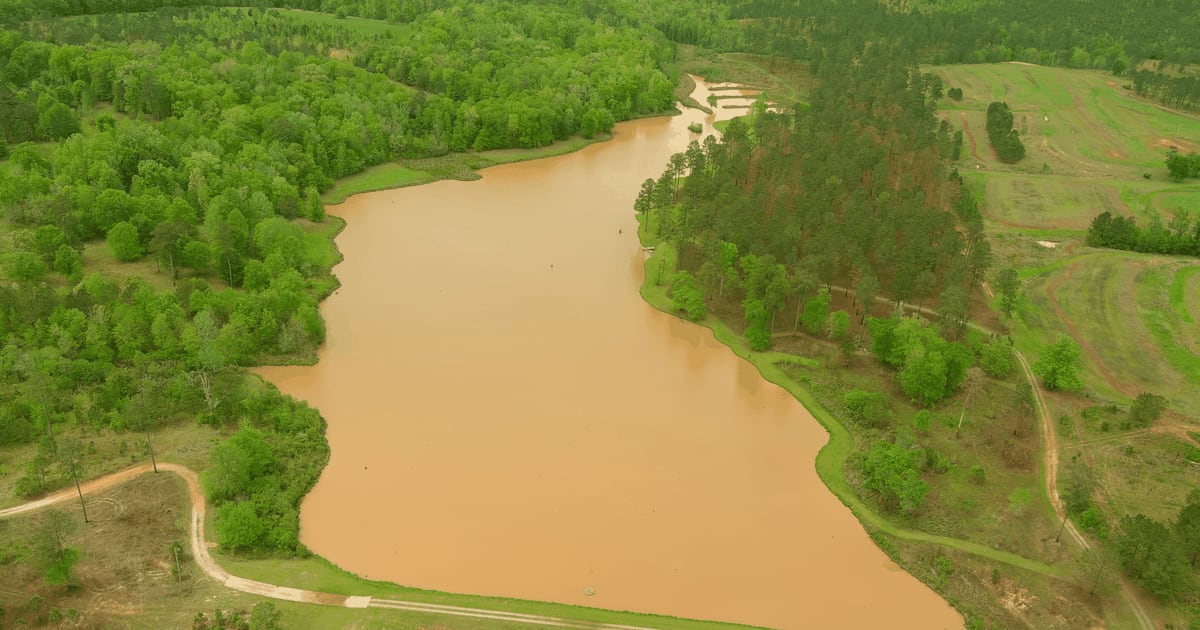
<box><xmin>2</xmin><ymin>0</ymin><xmax>1200</xmax><ymax>624</ymax></box>
<box><xmin>0</xmin><ymin>1</ymin><xmax>685</xmax><ymax>555</ymax></box>
<box><xmin>645</xmin><ymin>40</ymin><xmax>986</xmax><ymax>353</ymax></box>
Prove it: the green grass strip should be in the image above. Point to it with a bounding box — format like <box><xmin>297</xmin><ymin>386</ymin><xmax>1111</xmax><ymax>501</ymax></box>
<box><xmin>1140</xmin><ymin>268</ymin><xmax>1200</xmax><ymax>382</ymax></box>
<box><xmin>1170</xmin><ymin>266</ymin><xmax>1200</xmax><ymax>325</ymax></box>
<box><xmin>217</xmin><ymin>555</ymin><xmax>757</xmax><ymax>630</ymax></box>
<box><xmin>321</xmin><ymin>136</ymin><xmax>613</xmax><ymax>204</ymax></box>
<box><xmin>321</xmin><ymin>163</ymin><xmax>436</xmax><ymax>204</ymax></box>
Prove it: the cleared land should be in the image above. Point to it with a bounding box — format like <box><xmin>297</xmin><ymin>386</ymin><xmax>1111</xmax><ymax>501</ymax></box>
<box><xmin>936</xmin><ymin>64</ymin><xmax>1200</xmax><ymax>233</ymax></box>
<box><xmin>937</xmin><ymin>63</ymin><xmax>1200</xmax><ymax>412</ymax></box>
<box><xmin>0</xmin><ymin>466</ymin><xmax>755</xmax><ymax>630</ymax></box>
<box><xmin>934</xmin><ymin>63</ymin><xmax>1200</xmax><ymax>627</ymax></box>
<box><xmin>678</xmin><ymin>47</ymin><xmax>813</xmax><ymax>108</ymax></box>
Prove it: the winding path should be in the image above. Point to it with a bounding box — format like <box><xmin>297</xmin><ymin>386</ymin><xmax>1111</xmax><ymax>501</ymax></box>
<box><xmin>0</xmin><ymin>463</ymin><xmax>654</xmax><ymax>630</ymax></box>
<box><xmin>1</xmin><ymin>301</ymin><xmax>1157</xmax><ymax>629</ymax></box>
<box><xmin>872</xmin><ymin>295</ymin><xmax>1155</xmax><ymax>630</ymax></box>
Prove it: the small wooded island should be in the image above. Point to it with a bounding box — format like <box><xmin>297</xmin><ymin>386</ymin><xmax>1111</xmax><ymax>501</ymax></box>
<box><xmin>1</xmin><ymin>1</ymin><xmax>1199</xmax><ymax>628</ymax></box>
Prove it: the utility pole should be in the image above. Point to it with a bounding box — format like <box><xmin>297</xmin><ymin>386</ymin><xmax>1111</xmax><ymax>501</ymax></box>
<box><xmin>70</xmin><ymin>465</ymin><xmax>88</xmax><ymax>523</ymax></box>
<box><xmin>147</xmin><ymin>431</ymin><xmax>158</xmax><ymax>473</ymax></box>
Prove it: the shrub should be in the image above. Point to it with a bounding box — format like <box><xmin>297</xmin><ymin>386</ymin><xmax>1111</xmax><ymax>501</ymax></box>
<box><xmin>862</xmin><ymin>439</ymin><xmax>929</xmax><ymax>515</ymax></box>
<box><xmin>1129</xmin><ymin>392</ymin><xmax>1166</xmax><ymax>426</ymax></box>
<box><xmin>250</xmin><ymin>602</ymin><xmax>282</xmax><ymax>630</ymax></box>
<box><xmin>670</xmin><ymin>271</ymin><xmax>706</xmax><ymax>322</ymax></box>
<box><xmin>216</xmin><ymin>501</ymin><xmax>265</xmax><ymax>551</ymax></box>
<box><xmin>842</xmin><ymin>389</ymin><xmax>891</xmax><ymax>427</ymax></box>
<box><xmin>1078</xmin><ymin>507</ymin><xmax>1108</xmax><ymax>540</ymax></box>
<box><xmin>979</xmin><ymin>338</ymin><xmax>1013</xmax><ymax>378</ymax></box>
<box><xmin>912</xmin><ymin>410</ymin><xmax>932</xmax><ymax>432</ymax></box>
<box><xmin>970</xmin><ymin>465</ymin><xmax>986</xmax><ymax>485</ymax></box>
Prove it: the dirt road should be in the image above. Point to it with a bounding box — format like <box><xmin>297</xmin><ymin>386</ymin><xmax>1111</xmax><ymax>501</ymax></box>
<box><xmin>0</xmin><ymin>463</ymin><xmax>654</xmax><ymax>630</ymax></box>
<box><xmin>868</xmin><ymin>294</ymin><xmax>1155</xmax><ymax>630</ymax></box>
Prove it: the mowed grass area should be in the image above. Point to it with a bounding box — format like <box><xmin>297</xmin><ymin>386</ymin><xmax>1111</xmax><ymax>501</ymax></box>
<box><xmin>1175</xmin><ymin>266</ymin><xmax>1200</xmax><ymax>324</ymax></box>
<box><xmin>1015</xmin><ymin>251</ymin><xmax>1200</xmax><ymax>408</ymax></box>
<box><xmin>935</xmin><ymin>63</ymin><xmax>1200</xmax><ymax>176</ymax></box>
<box><xmin>962</xmin><ymin>171</ymin><xmax>1129</xmax><ymax>230</ymax></box>
<box><xmin>935</xmin><ymin>63</ymin><xmax>1200</xmax><ymax>234</ymax></box>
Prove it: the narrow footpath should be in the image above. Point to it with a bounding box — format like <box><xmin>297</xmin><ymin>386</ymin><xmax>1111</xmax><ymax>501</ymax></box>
<box><xmin>874</xmin><ymin>293</ymin><xmax>1154</xmax><ymax>630</ymax></box>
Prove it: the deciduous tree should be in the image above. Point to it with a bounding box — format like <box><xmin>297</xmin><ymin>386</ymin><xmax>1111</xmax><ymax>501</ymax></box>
<box><xmin>1033</xmin><ymin>335</ymin><xmax>1083</xmax><ymax>390</ymax></box>
<box><xmin>106</xmin><ymin>221</ymin><xmax>143</xmax><ymax>262</ymax></box>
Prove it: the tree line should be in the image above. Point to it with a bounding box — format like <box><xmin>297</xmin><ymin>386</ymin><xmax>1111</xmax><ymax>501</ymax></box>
<box><xmin>1130</xmin><ymin>69</ymin><xmax>1200</xmax><ymax>113</ymax></box>
<box><xmin>1166</xmin><ymin>150</ymin><xmax>1200</xmax><ymax>182</ymax></box>
<box><xmin>1086</xmin><ymin>211</ymin><xmax>1200</xmax><ymax>257</ymax></box>
<box><xmin>985</xmin><ymin>102</ymin><xmax>1025</xmax><ymax>164</ymax></box>
<box><xmin>8</xmin><ymin>0</ymin><xmax>1197</xmax><ymax>113</ymax></box>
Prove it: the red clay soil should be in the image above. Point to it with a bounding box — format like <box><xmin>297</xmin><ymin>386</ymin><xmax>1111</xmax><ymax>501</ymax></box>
<box><xmin>961</xmin><ymin>112</ymin><xmax>984</xmax><ymax>163</ymax></box>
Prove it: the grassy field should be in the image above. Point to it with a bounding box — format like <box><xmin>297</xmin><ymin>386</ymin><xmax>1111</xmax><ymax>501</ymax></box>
<box><xmin>937</xmin><ymin>63</ymin><xmax>1200</xmax><ymax>409</ymax></box>
<box><xmin>1012</xmin><ymin>246</ymin><xmax>1200</xmax><ymax>413</ymax></box>
<box><xmin>932</xmin><ymin>62</ymin><xmax>1200</xmax><ymax>626</ymax></box>
<box><xmin>935</xmin><ymin>64</ymin><xmax>1200</xmax><ymax>174</ymax></box>
<box><xmin>935</xmin><ymin>64</ymin><xmax>1200</xmax><ymax>236</ymax></box>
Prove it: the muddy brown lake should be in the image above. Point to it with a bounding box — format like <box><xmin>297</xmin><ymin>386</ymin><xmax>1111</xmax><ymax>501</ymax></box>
<box><xmin>259</xmin><ymin>79</ymin><xmax>962</xmax><ymax>629</ymax></box>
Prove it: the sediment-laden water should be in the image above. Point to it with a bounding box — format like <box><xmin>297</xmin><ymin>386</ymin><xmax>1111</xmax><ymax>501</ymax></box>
<box><xmin>259</xmin><ymin>78</ymin><xmax>961</xmax><ymax>629</ymax></box>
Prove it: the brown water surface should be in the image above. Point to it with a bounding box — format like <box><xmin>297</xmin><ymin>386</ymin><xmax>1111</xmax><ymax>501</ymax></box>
<box><xmin>259</xmin><ymin>80</ymin><xmax>962</xmax><ymax>629</ymax></box>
